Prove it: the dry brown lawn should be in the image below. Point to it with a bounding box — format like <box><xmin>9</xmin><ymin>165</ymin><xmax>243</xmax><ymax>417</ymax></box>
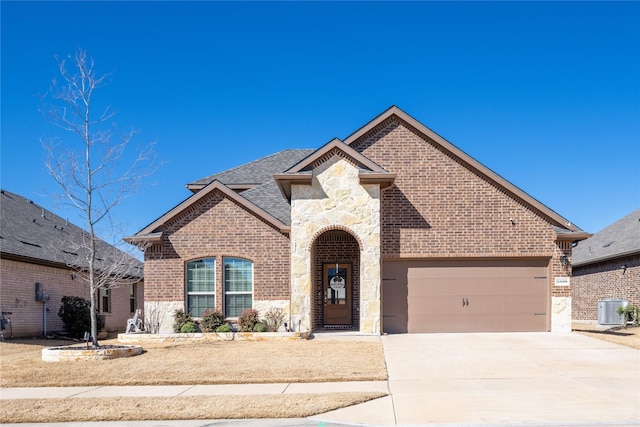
<box><xmin>0</xmin><ymin>338</ymin><xmax>387</xmax><ymax>387</ymax></box>
<box><xmin>573</xmin><ymin>323</ymin><xmax>640</xmax><ymax>350</ymax></box>
<box><xmin>0</xmin><ymin>337</ymin><xmax>388</xmax><ymax>423</ymax></box>
<box><xmin>0</xmin><ymin>393</ymin><xmax>387</xmax><ymax>424</ymax></box>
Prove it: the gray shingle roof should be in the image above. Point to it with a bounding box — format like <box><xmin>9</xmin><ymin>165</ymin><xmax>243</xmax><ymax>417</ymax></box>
<box><xmin>189</xmin><ymin>149</ymin><xmax>315</xmax><ymax>187</ymax></box>
<box><xmin>573</xmin><ymin>208</ymin><xmax>640</xmax><ymax>266</ymax></box>
<box><xmin>187</xmin><ymin>149</ymin><xmax>314</xmax><ymax>225</ymax></box>
<box><xmin>0</xmin><ymin>189</ymin><xmax>143</xmax><ymax>277</ymax></box>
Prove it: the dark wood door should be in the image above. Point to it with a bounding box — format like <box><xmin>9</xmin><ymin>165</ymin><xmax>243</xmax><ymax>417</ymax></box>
<box><xmin>324</xmin><ymin>264</ymin><xmax>351</xmax><ymax>326</ymax></box>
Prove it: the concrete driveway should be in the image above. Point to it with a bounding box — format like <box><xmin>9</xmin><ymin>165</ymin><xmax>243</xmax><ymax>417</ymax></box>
<box><xmin>314</xmin><ymin>332</ymin><xmax>640</xmax><ymax>426</ymax></box>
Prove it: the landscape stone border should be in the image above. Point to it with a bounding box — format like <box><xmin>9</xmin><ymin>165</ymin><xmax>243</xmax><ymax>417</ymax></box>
<box><xmin>117</xmin><ymin>331</ymin><xmax>311</xmax><ymax>344</ymax></box>
<box><xmin>42</xmin><ymin>345</ymin><xmax>143</xmax><ymax>362</ymax></box>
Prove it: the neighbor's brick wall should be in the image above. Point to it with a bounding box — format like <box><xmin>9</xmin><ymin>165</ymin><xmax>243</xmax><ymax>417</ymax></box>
<box><xmin>350</xmin><ymin>117</ymin><xmax>571</xmax><ymax>298</ymax></box>
<box><xmin>572</xmin><ymin>254</ymin><xmax>640</xmax><ymax>320</ymax></box>
<box><xmin>0</xmin><ymin>258</ymin><xmax>140</xmax><ymax>336</ymax></box>
<box><xmin>143</xmin><ymin>190</ymin><xmax>290</xmax><ymax>311</ymax></box>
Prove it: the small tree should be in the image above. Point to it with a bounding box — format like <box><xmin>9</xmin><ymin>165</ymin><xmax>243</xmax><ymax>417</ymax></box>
<box><xmin>40</xmin><ymin>49</ymin><xmax>157</xmax><ymax>346</ymax></box>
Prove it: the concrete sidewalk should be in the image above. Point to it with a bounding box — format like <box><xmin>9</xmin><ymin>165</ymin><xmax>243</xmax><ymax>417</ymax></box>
<box><xmin>0</xmin><ymin>380</ymin><xmax>388</xmax><ymax>400</ymax></box>
<box><xmin>1</xmin><ymin>332</ymin><xmax>639</xmax><ymax>426</ymax></box>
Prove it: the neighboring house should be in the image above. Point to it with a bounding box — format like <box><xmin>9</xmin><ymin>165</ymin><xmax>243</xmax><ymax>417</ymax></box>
<box><xmin>572</xmin><ymin>209</ymin><xmax>640</xmax><ymax>321</ymax></box>
<box><xmin>126</xmin><ymin>106</ymin><xmax>589</xmax><ymax>334</ymax></box>
<box><xmin>0</xmin><ymin>189</ymin><xmax>143</xmax><ymax>337</ymax></box>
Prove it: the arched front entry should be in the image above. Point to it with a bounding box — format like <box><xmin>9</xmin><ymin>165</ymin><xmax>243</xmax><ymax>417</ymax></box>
<box><xmin>311</xmin><ymin>229</ymin><xmax>361</xmax><ymax>330</ymax></box>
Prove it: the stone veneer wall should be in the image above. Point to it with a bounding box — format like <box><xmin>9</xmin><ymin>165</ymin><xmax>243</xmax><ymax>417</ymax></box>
<box><xmin>290</xmin><ymin>156</ymin><xmax>381</xmax><ymax>333</ymax></box>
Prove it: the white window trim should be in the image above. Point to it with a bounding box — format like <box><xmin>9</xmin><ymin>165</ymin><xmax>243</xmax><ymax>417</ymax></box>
<box><xmin>223</xmin><ymin>257</ymin><xmax>254</xmax><ymax>318</ymax></box>
<box><xmin>185</xmin><ymin>258</ymin><xmax>216</xmax><ymax>316</ymax></box>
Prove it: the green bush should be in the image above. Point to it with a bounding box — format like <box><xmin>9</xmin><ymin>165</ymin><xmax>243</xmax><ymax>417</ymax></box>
<box><xmin>216</xmin><ymin>323</ymin><xmax>233</xmax><ymax>333</ymax></box>
<box><xmin>238</xmin><ymin>308</ymin><xmax>260</xmax><ymax>332</ymax></box>
<box><xmin>57</xmin><ymin>296</ymin><xmax>103</xmax><ymax>339</ymax></box>
<box><xmin>617</xmin><ymin>304</ymin><xmax>640</xmax><ymax>327</ymax></box>
<box><xmin>253</xmin><ymin>322</ymin><xmax>268</xmax><ymax>332</ymax></box>
<box><xmin>200</xmin><ymin>309</ymin><xmax>225</xmax><ymax>332</ymax></box>
<box><xmin>173</xmin><ymin>309</ymin><xmax>193</xmax><ymax>333</ymax></box>
<box><xmin>180</xmin><ymin>321</ymin><xmax>199</xmax><ymax>333</ymax></box>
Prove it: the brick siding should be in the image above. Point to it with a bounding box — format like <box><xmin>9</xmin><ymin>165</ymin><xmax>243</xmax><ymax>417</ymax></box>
<box><xmin>350</xmin><ymin>117</ymin><xmax>570</xmax><ymax>297</ymax></box>
<box><xmin>572</xmin><ymin>254</ymin><xmax>640</xmax><ymax>320</ymax></box>
<box><xmin>143</xmin><ymin>189</ymin><xmax>290</xmax><ymax>313</ymax></box>
<box><xmin>0</xmin><ymin>258</ymin><xmax>141</xmax><ymax>336</ymax></box>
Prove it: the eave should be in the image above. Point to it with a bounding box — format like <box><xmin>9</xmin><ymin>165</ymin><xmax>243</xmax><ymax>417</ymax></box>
<box><xmin>554</xmin><ymin>231</ymin><xmax>592</xmax><ymax>242</ymax></box>
<box><xmin>123</xmin><ymin>231</ymin><xmax>164</xmax><ymax>246</ymax></box>
<box><xmin>573</xmin><ymin>249</ymin><xmax>640</xmax><ymax>267</ymax></box>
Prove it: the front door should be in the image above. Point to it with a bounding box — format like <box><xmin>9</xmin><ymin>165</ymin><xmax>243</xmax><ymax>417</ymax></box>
<box><xmin>323</xmin><ymin>263</ymin><xmax>351</xmax><ymax>326</ymax></box>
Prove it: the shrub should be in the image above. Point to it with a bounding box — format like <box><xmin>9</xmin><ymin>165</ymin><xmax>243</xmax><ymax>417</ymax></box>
<box><xmin>253</xmin><ymin>322</ymin><xmax>268</xmax><ymax>332</ymax></box>
<box><xmin>57</xmin><ymin>296</ymin><xmax>103</xmax><ymax>339</ymax></box>
<box><xmin>173</xmin><ymin>309</ymin><xmax>193</xmax><ymax>333</ymax></box>
<box><xmin>200</xmin><ymin>309</ymin><xmax>225</xmax><ymax>332</ymax></box>
<box><xmin>216</xmin><ymin>323</ymin><xmax>233</xmax><ymax>333</ymax></box>
<box><xmin>617</xmin><ymin>304</ymin><xmax>640</xmax><ymax>327</ymax></box>
<box><xmin>180</xmin><ymin>321</ymin><xmax>199</xmax><ymax>333</ymax></box>
<box><xmin>263</xmin><ymin>307</ymin><xmax>285</xmax><ymax>332</ymax></box>
<box><xmin>238</xmin><ymin>308</ymin><xmax>259</xmax><ymax>332</ymax></box>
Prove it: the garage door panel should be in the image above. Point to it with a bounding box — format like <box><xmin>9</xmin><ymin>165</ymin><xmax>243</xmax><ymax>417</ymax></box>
<box><xmin>383</xmin><ymin>259</ymin><xmax>549</xmax><ymax>333</ymax></box>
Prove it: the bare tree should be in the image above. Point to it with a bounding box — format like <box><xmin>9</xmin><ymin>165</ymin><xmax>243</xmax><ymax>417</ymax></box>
<box><xmin>40</xmin><ymin>49</ymin><xmax>156</xmax><ymax>346</ymax></box>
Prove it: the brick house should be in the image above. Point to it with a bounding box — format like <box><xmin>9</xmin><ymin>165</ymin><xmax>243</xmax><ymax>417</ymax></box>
<box><xmin>0</xmin><ymin>189</ymin><xmax>143</xmax><ymax>337</ymax></box>
<box><xmin>572</xmin><ymin>209</ymin><xmax>640</xmax><ymax>322</ymax></box>
<box><xmin>126</xmin><ymin>106</ymin><xmax>589</xmax><ymax>334</ymax></box>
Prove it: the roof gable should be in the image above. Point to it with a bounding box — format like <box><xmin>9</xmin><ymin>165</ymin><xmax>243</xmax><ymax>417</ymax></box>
<box><xmin>573</xmin><ymin>208</ymin><xmax>640</xmax><ymax>266</ymax></box>
<box><xmin>345</xmin><ymin>106</ymin><xmax>583</xmax><ymax>233</ymax></box>
<box><xmin>274</xmin><ymin>138</ymin><xmax>396</xmax><ymax>199</ymax></box>
<box><xmin>127</xmin><ymin>180</ymin><xmax>290</xmax><ymax>242</ymax></box>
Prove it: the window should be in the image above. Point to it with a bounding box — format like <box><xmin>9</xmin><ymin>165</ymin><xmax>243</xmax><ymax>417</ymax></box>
<box><xmin>98</xmin><ymin>288</ymin><xmax>111</xmax><ymax>313</ymax></box>
<box><xmin>129</xmin><ymin>283</ymin><xmax>137</xmax><ymax>313</ymax></box>
<box><xmin>224</xmin><ymin>257</ymin><xmax>253</xmax><ymax>317</ymax></box>
<box><xmin>186</xmin><ymin>258</ymin><xmax>215</xmax><ymax>317</ymax></box>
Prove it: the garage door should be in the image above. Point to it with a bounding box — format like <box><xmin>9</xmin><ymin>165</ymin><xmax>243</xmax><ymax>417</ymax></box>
<box><xmin>383</xmin><ymin>259</ymin><xmax>549</xmax><ymax>333</ymax></box>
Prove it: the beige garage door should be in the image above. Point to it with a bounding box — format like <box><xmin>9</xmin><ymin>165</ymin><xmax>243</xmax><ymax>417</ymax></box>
<box><xmin>383</xmin><ymin>259</ymin><xmax>549</xmax><ymax>333</ymax></box>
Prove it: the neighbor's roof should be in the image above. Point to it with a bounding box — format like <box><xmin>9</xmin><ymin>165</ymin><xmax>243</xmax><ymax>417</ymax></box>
<box><xmin>572</xmin><ymin>208</ymin><xmax>640</xmax><ymax>266</ymax></box>
<box><xmin>0</xmin><ymin>189</ymin><xmax>143</xmax><ymax>277</ymax></box>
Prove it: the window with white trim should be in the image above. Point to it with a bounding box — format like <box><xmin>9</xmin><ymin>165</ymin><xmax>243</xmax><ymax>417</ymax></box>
<box><xmin>224</xmin><ymin>257</ymin><xmax>253</xmax><ymax>317</ymax></box>
<box><xmin>186</xmin><ymin>258</ymin><xmax>215</xmax><ymax>317</ymax></box>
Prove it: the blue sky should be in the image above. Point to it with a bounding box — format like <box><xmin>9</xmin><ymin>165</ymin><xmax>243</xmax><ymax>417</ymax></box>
<box><xmin>2</xmin><ymin>1</ymin><xmax>639</xmax><ymax>245</ymax></box>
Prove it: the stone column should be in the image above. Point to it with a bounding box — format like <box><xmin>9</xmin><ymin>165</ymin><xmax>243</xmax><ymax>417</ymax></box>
<box><xmin>289</xmin><ymin>156</ymin><xmax>382</xmax><ymax>334</ymax></box>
